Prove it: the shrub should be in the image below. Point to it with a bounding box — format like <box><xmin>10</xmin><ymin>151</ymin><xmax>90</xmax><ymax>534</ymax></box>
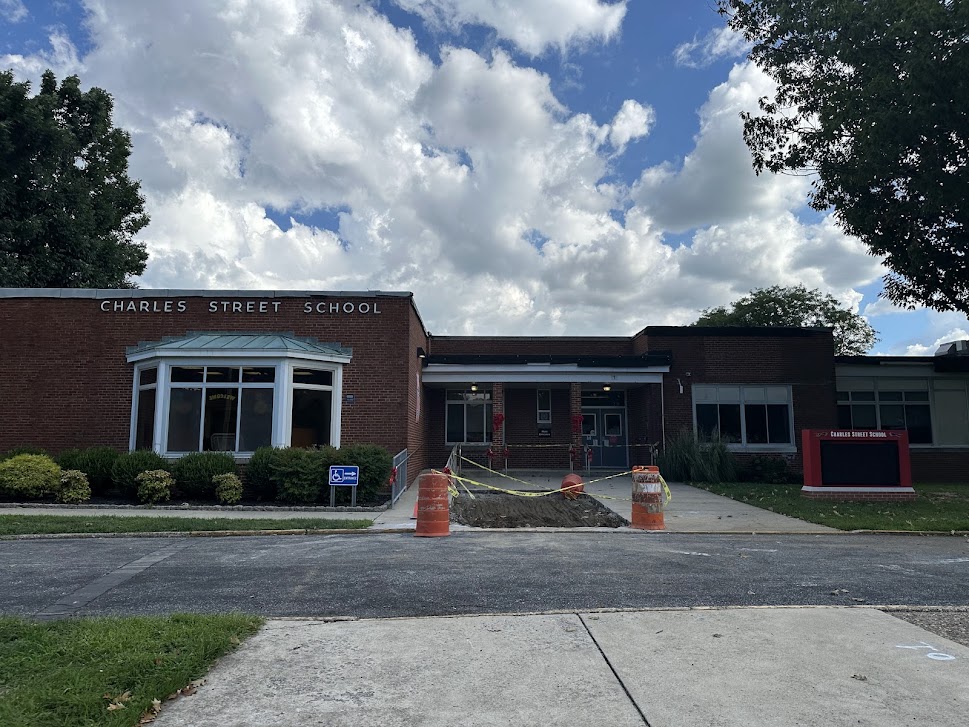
<box><xmin>112</xmin><ymin>450</ymin><xmax>169</xmax><ymax>498</ymax></box>
<box><xmin>0</xmin><ymin>446</ymin><xmax>47</xmax><ymax>462</ymax></box>
<box><xmin>245</xmin><ymin>446</ymin><xmax>277</xmax><ymax>501</ymax></box>
<box><xmin>741</xmin><ymin>455</ymin><xmax>799</xmax><ymax>484</ymax></box>
<box><xmin>58</xmin><ymin>470</ymin><xmax>92</xmax><ymax>504</ymax></box>
<box><xmin>214</xmin><ymin>473</ymin><xmax>244</xmax><ymax>505</ymax></box>
<box><xmin>0</xmin><ymin>454</ymin><xmax>62</xmax><ymax>500</ymax></box>
<box><xmin>58</xmin><ymin>446</ymin><xmax>121</xmax><ymax>495</ymax></box>
<box><xmin>136</xmin><ymin>470</ymin><xmax>174</xmax><ymax>504</ymax></box>
<box><xmin>657</xmin><ymin>431</ymin><xmax>736</xmax><ymax>484</ymax></box>
<box><xmin>77</xmin><ymin>446</ymin><xmax>121</xmax><ymax>495</ymax></box>
<box><xmin>340</xmin><ymin>444</ymin><xmax>392</xmax><ymax>503</ymax></box>
<box><xmin>55</xmin><ymin>448</ymin><xmax>83</xmax><ymax>470</ymax></box>
<box><xmin>171</xmin><ymin>452</ymin><xmax>237</xmax><ymax>500</ymax></box>
<box><xmin>271</xmin><ymin>448</ymin><xmax>322</xmax><ymax>504</ymax></box>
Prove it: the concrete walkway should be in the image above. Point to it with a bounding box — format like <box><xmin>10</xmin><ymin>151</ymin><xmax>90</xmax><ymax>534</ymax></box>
<box><xmin>447</xmin><ymin>470</ymin><xmax>837</xmax><ymax>533</ymax></box>
<box><xmin>154</xmin><ymin>607</ymin><xmax>969</xmax><ymax>726</ymax></box>
<box><xmin>0</xmin><ymin>472</ymin><xmax>835</xmax><ymax>534</ymax></box>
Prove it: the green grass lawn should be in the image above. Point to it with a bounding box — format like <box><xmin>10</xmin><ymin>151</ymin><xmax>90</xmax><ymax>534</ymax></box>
<box><xmin>0</xmin><ymin>614</ymin><xmax>263</xmax><ymax>727</ymax></box>
<box><xmin>693</xmin><ymin>482</ymin><xmax>969</xmax><ymax>531</ymax></box>
<box><xmin>0</xmin><ymin>515</ymin><xmax>373</xmax><ymax>536</ymax></box>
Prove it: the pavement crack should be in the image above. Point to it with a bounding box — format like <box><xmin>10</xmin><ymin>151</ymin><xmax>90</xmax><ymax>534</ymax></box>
<box><xmin>34</xmin><ymin>540</ymin><xmax>193</xmax><ymax>620</ymax></box>
<box><xmin>577</xmin><ymin>613</ymin><xmax>651</xmax><ymax>726</ymax></box>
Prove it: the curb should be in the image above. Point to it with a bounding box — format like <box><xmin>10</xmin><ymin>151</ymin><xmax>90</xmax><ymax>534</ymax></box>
<box><xmin>0</xmin><ymin>502</ymin><xmax>389</xmax><ymax>513</ymax></box>
<box><xmin>266</xmin><ymin>603</ymin><xmax>969</xmax><ymax>624</ymax></box>
<box><xmin>0</xmin><ymin>527</ymin><xmax>415</xmax><ymax>541</ymax></box>
<box><xmin>5</xmin><ymin>527</ymin><xmax>966</xmax><ymax>540</ymax></box>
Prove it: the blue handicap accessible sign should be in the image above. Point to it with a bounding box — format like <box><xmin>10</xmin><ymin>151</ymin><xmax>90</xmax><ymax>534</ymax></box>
<box><xmin>328</xmin><ymin>465</ymin><xmax>359</xmax><ymax>487</ymax></box>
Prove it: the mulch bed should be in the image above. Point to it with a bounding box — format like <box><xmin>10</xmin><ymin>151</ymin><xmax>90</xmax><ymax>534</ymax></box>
<box><xmin>450</xmin><ymin>491</ymin><xmax>628</xmax><ymax>528</ymax></box>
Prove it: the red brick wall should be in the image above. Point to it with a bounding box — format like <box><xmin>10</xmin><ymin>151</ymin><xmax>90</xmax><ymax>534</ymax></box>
<box><xmin>910</xmin><ymin>449</ymin><xmax>969</xmax><ymax>483</ymax></box>
<box><xmin>406</xmin><ymin>304</ymin><xmax>430</xmax><ymax>484</ymax></box>
<box><xmin>646</xmin><ymin>330</ymin><xmax>837</xmax><ymax>467</ymax></box>
<box><xmin>429</xmin><ymin>336</ymin><xmax>631</xmax><ymax>356</ymax></box>
<box><xmin>504</xmin><ymin>387</ymin><xmax>572</xmax><ymax>469</ymax></box>
<box><xmin>0</xmin><ymin>293</ymin><xmax>421</xmax><ymax>460</ymax></box>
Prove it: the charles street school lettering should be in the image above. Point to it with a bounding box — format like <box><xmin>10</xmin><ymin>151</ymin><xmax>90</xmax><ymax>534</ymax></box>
<box><xmin>99</xmin><ymin>299</ymin><xmax>381</xmax><ymax>314</ymax></box>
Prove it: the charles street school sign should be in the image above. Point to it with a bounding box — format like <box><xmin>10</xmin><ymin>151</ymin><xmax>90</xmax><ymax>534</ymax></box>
<box><xmin>99</xmin><ymin>299</ymin><xmax>382</xmax><ymax>315</ymax></box>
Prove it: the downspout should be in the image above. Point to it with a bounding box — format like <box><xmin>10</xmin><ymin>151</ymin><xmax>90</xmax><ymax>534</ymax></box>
<box><xmin>660</xmin><ymin>377</ymin><xmax>666</xmax><ymax>456</ymax></box>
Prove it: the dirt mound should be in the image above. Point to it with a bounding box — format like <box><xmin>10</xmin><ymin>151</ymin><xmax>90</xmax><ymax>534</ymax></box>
<box><xmin>451</xmin><ymin>491</ymin><xmax>628</xmax><ymax>528</ymax></box>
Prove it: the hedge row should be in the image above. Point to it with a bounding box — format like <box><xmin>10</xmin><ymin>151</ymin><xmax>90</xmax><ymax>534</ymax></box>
<box><xmin>0</xmin><ymin>444</ymin><xmax>393</xmax><ymax>506</ymax></box>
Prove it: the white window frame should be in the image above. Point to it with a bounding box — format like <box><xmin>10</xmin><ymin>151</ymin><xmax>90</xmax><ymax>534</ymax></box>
<box><xmin>692</xmin><ymin>384</ymin><xmax>795</xmax><ymax>452</ymax></box>
<box><xmin>128</xmin><ymin>355</ymin><xmax>344</xmax><ymax>459</ymax></box>
<box><xmin>286</xmin><ymin>362</ymin><xmax>343</xmax><ymax>451</ymax></box>
<box><xmin>537</xmin><ymin>388</ymin><xmax>552</xmax><ymax>424</ymax></box>
<box><xmin>445</xmin><ymin>389</ymin><xmax>493</xmax><ymax>445</ymax></box>
<box><xmin>836</xmin><ymin>382</ymin><xmax>934</xmax><ymax>445</ymax></box>
<box><xmin>130</xmin><ymin>365</ymin><xmax>159</xmax><ymax>451</ymax></box>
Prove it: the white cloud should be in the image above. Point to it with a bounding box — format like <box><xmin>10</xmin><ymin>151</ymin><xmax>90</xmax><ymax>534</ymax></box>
<box><xmin>674</xmin><ymin>25</ymin><xmax>751</xmax><ymax>69</ymax></box>
<box><xmin>863</xmin><ymin>297</ymin><xmax>917</xmax><ymax>318</ymax></box>
<box><xmin>905</xmin><ymin>328</ymin><xmax>969</xmax><ymax>356</ymax></box>
<box><xmin>633</xmin><ymin>62</ymin><xmax>810</xmax><ymax>233</ymax></box>
<box><xmin>608</xmin><ymin>99</ymin><xmax>654</xmax><ymax>150</ymax></box>
<box><xmin>0</xmin><ymin>30</ymin><xmax>82</xmax><ymax>77</ymax></box>
<box><xmin>0</xmin><ymin>0</ymin><xmax>28</xmax><ymax>23</ymax></box>
<box><xmin>392</xmin><ymin>0</ymin><xmax>627</xmax><ymax>55</ymax></box>
<box><xmin>3</xmin><ymin>5</ymin><xmax>890</xmax><ymax>336</ymax></box>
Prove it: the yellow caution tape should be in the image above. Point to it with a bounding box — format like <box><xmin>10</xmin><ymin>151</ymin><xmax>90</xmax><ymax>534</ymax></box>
<box><xmin>660</xmin><ymin>475</ymin><xmax>672</xmax><ymax>505</ymax></box>
<box><xmin>459</xmin><ymin>456</ymin><xmax>543</xmax><ymax>488</ymax></box>
<box><xmin>433</xmin><ymin>466</ymin><xmax>673</xmax><ymax>507</ymax></box>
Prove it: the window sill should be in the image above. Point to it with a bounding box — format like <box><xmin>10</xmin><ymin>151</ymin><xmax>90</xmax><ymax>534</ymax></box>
<box><xmin>726</xmin><ymin>445</ymin><xmax>798</xmax><ymax>454</ymax></box>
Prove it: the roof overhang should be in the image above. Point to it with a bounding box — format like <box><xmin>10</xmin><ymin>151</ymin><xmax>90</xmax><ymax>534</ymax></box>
<box><xmin>125</xmin><ymin>333</ymin><xmax>352</xmax><ymax>365</ymax></box>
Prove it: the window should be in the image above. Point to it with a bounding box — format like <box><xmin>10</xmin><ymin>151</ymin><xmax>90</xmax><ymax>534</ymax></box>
<box><xmin>290</xmin><ymin>367</ymin><xmax>333</xmax><ymax>448</ymax></box>
<box><xmin>128</xmin><ymin>335</ymin><xmax>350</xmax><ymax>457</ymax></box>
<box><xmin>134</xmin><ymin>367</ymin><xmax>157</xmax><ymax>450</ymax></box>
<box><xmin>166</xmin><ymin>366</ymin><xmax>276</xmax><ymax>453</ymax></box>
<box><xmin>537</xmin><ymin>389</ymin><xmax>551</xmax><ymax>423</ymax></box>
<box><xmin>837</xmin><ymin>389</ymin><xmax>933</xmax><ymax>444</ymax></box>
<box><xmin>694</xmin><ymin>385</ymin><xmax>793</xmax><ymax>448</ymax></box>
<box><xmin>446</xmin><ymin>389</ymin><xmax>493</xmax><ymax>443</ymax></box>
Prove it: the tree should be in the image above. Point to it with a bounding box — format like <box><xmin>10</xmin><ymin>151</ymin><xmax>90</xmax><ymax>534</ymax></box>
<box><xmin>0</xmin><ymin>70</ymin><xmax>149</xmax><ymax>288</ymax></box>
<box><xmin>693</xmin><ymin>285</ymin><xmax>878</xmax><ymax>355</ymax></box>
<box><xmin>718</xmin><ymin>1</ymin><xmax>969</xmax><ymax>315</ymax></box>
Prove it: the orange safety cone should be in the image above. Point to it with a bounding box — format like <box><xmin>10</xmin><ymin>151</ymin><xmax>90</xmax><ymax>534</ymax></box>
<box><xmin>631</xmin><ymin>465</ymin><xmax>664</xmax><ymax>530</ymax></box>
<box><xmin>560</xmin><ymin>473</ymin><xmax>584</xmax><ymax>500</ymax></box>
<box><xmin>414</xmin><ymin>472</ymin><xmax>451</xmax><ymax>537</ymax></box>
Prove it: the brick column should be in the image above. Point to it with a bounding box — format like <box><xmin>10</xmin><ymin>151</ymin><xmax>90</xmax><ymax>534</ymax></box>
<box><xmin>569</xmin><ymin>382</ymin><xmax>583</xmax><ymax>451</ymax></box>
<box><xmin>492</xmin><ymin>382</ymin><xmax>505</xmax><ymax>448</ymax></box>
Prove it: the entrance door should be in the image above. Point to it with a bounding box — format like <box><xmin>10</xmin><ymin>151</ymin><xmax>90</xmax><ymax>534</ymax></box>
<box><xmin>581</xmin><ymin>407</ymin><xmax>628</xmax><ymax>468</ymax></box>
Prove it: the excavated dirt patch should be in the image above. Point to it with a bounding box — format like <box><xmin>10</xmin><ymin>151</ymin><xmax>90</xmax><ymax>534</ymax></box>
<box><xmin>450</xmin><ymin>491</ymin><xmax>628</xmax><ymax>528</ymax></box>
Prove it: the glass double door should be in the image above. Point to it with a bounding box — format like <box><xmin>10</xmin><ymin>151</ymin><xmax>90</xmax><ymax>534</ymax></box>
<box><xmin>582</xmin><ymin>407</ymin><xmax>628</xmax><ymax>469</ymax></box>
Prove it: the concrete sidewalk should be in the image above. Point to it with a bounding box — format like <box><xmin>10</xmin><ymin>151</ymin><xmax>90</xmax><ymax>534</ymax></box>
<box><xmin>447</xmin><ymin>470</ymin><xmax>837</xmax><ymax>534</ymax></box>
<box><xmin>0</xmin><ymin>472</ymin><xmax>836</xmax><ymax>534</ymax></box>
<box><xmin>154</xmin><ymin>607</ymin><xmax>969</xmax><ymax>726</ymax></box>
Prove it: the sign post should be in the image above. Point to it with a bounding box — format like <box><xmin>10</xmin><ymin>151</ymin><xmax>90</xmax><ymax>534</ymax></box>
<box><xmin>328</xmin><ymin>465</ymin><xmax>360</xmax><ymax>507</ymax></box>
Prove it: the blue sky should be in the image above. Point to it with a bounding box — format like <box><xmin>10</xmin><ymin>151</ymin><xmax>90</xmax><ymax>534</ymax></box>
<box><xmin>2</xmin><ymin>0</ymin><xmax>966</xmax><ymax>353</ymax></box>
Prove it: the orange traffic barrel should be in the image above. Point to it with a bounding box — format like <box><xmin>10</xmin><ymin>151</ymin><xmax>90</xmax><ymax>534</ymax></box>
<box><xmin>631</xmin><ymin>466</ymin><xmax>664</xmax><ymax>530</ymax></box>
<box><xmin>560</xmin><ymin>473</ymin><xmax>584</xmax><ymax>499</ymax></box>
<box><xmin>415</xmin><ymin>472</ymin><xmax>451</xmax><ymax>537</ymax></box>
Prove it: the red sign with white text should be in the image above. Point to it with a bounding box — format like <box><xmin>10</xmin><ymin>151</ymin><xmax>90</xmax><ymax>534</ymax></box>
<box><xmin>802</xmin><ymin>429</ymin><xmax>911</xmax><ymax>488</ymax></box>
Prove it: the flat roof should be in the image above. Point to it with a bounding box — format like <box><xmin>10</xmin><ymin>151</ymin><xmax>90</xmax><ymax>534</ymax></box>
<box><xmin>0</xmin><ymin>288</ymin><xmax>412</xmax><ymax>299</ymax></box>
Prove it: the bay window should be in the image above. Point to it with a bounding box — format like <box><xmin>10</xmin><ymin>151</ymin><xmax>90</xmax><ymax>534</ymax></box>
<box><xmin>126</xmin><ymin>334</ymin><xmax>351</xmax><ymax>457</ymax></box>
